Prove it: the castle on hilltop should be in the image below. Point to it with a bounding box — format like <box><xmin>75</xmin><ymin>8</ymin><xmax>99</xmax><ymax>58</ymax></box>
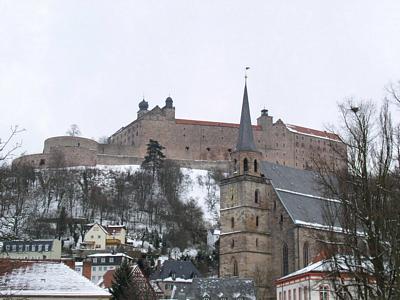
<box><xmin>14</xmin><ymin>89</ymin><xmax>344</xmax><ymax>171</ymax></box>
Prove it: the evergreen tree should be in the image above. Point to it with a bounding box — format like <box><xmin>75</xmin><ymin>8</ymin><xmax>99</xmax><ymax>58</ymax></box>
<box><xmin>142</xmin><ymin>139</ymin><xmax>165</xmax><ymax>178</ymax></box>
<box><xmin>109</xmin><ymin>260</ymin><xmax>134</xmax><ymax>300</ymax></box>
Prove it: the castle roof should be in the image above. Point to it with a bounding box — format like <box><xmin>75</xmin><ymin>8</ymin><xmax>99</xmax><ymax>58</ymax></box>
<box><xmin>286</xmin><ymin>124</ymin><xmax>340</xmax><ymax>141</ymax></box>
<box><xmin>261</xmin><ymin>161</ymin><xmax>341</xmax><ymax>230</ymax></box>
<box><xmin>236</xmin><ymin>82</ymin><xmax>257</xmax><ymax>151</ymax></box>
<box><xmin>175</xmin><ymin>118</ymin><xmax>261</xmax><ymax>130</ymax></box>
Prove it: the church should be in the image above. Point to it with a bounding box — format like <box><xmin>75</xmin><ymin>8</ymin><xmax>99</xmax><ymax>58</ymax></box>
<box><xmin>219</xmin><ymin>81</ymin><xmax>341</xmax><ymax>299</ymax></box>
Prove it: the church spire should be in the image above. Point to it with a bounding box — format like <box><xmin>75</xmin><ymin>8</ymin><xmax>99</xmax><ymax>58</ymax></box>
<box><xmin>236</xmin><ymin>78</ymin><xmax>257</xmax><ymax>151</ymax></box>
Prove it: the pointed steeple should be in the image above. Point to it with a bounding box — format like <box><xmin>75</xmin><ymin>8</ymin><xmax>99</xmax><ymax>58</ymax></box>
<box><xmin>236</xmin><ymin>81</ymin><xmax>257</xmax><ymax>151</ymax></box>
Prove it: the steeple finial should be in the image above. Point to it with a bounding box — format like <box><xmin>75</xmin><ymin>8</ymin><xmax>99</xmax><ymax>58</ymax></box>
<box><xmin>236</xmin><ymin>71</ymin><xmax>257</xmax><ymax>151</ymax></box>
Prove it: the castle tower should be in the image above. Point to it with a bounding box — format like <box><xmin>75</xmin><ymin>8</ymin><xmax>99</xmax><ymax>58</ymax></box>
<box><xmin>219</xmin><ymin>80</ymin><xmax>272</xmax><ymax>299</ymax></box>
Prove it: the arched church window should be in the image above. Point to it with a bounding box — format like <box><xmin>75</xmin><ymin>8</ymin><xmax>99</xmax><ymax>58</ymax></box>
<box><xmin>255</xmin><ymin>189</ymin><xmax>259</xmax><ymax>203</ymax></box>
<box><xmin>243</xmin><ymin>158</ymin><xmax>249</xmax><ymax>173</ymax></box>
<box><xmin>254</xmin><ymin>159</ymin><xmax>258</xmax><ymax>172</ymax></box>
<box><xmin>303</xmin><ymin>242</ymin><xmax>309</xmax><ymax>267</ymax></box>
<box><xmin>231</xmin><ymin>217</ymin><xmax>234</xmax><ymax>229</ymax></box>
<box><xmin>233</xmin><ymin>259</ymin><xmax>239</xmax><ymax>276</ymax></box>
<box><xmin>282</xmin><ymin>243</ymin><xmax>289</xmax><ymax>275</ymax></box>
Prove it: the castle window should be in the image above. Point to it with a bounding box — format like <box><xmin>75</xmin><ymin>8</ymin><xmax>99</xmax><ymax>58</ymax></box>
<box><xmin>39</xmin><ymin>159</ymin><xmax>45</xmax><ymax>166</ymax></box>
<box><xmin>243</xmin><ymin>158</ymin><xmax>249</xmax><ymax>173</ymax></box>
<box><xmin>256</xmin><ymin>238</ymin><xmax>258</xmax><ymax>247</ymax></box>
<box><xmin>254</xmin><ymin>159</ymin><xmax>258</xmax><ymax>172</ymax></box>
<box><xmin>255</xmin><ymin>189</ymin><xmax>259</xmax><ymax>203</ymax></box>
<box><xmin>280</xmin><ymin>214</ymin><xmax>284</xmax><ymax>223</ymax></box>
<box><xmin>185</xmin><ymin>146</ymin><xmax>189</xmax><ymax>151</ymax></box>
<box><xmin>228</xmin><ymin>148</ymin><xmax>232</xmax><ymax>152</ymax></box>
<box><xmin>206</xmin><ymin>147</ymin><xmax>210</xmax><ymax>151</ymax></box>
<box><xmin>303</xmin><ymin>242</ymin><xmax>309</xmax><ymax>267</ymax></box>
<box><xmin>282</xmin><ymin>243</ymin><xmax>289</xmax><ymax>275</ymax></box>
<box><xmin>256</xmin><ymin>216</ymin><xmax>259</xmax><ymax>227</ymax></box>
<box><xmin>231</xmin><ymin>239</ymin><xmax>234</xmax><ymax>248</ymax></box>
<box><xmin>231</xmin><ymin>217</ymin><xmax>234</xmax><ymax>228</ymax></box>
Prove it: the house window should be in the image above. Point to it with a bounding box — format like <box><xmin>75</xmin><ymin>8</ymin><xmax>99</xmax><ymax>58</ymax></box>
<box><xmin>279</xmin><ymin>292</ymin><xmax>282</xmax><ymax>300</ymax></box>
<box><xmin>254</xmin><ymin>159</ymin><xmax>258</xmax><ymax>172</ymax></box>
<box><xmin>93</xmin><ymin>258</ymin><xmax>97</xmax><ymax>263</ymax></box>
<box><xmin>171</xmin><ymin>272</ymin><xmax>176</xmax><ymax>280</ymax></box>
<box><xmin>93</xmin><ymin>266</ymin><xmax>96</xmax><ymax>271</ymax></box>
<box><xmin>44</xmin><ymin>245</ymin><xmax>49</xmax><ymax>252</ymax></box>
<box><xmin>303</xmin><ymin>242</ymin><xmax>309</xmax><ymax>267</ymax></box>
<box><xmin>288</xmin><ymin>290</ymin><xmax>291</xmax><ymax>300</ymax></box>
<box><xmin>18</xmin><ymin>245</ymin><xmax>23</xmax><ymax>252</ymax></box>
<box><xmin>282</xmin><ymin>243</ymin><xmax>289</xmax><ymax>275</ymax></box>
<box><xmin>231</xmin><ymin>217</ymin><xmax>235</xmax><ymax>228</ymax></box>
<box><xmin>298</xmin><ymin>287</ymin><xmax>302</xmax><ymax>300</ymax></box>
<box><xmin>293</xmin><ymin>289</ymin><xmax>296</xmax><ymax>300</ymax></box>
<box><xmin>38</xmin><ymin>245</ymin><xmax>42</xmax><ymax>252</ymax></box>
<box><xmin>98</xmin><ymin>235</ymin><xmax>101</xmax><ymax>239</ymax></box>
<box><xmin>101</xmin><ymin>258</ymin><xmax>105</xmax><ymax>263</ymax></box>
<box><xmin>109</xmin><ymin>257</ymin><xmax>114</xmax><ymax>263</ymax></box>
<box><xmin>319</xmin><ymin>285</ymin><xmax>329</xmax><ymax>300</ymax></box>
<box><xmin>255</xmin><ymin>189</ymin><xmax>259</xmax><ymax>203</ymax></box>
<box><xmin>243</xmin><ymin>158</ymin><xmax>248</xmax><ymax>172</ymax></box>
<box><xmin>25</xmin><ymin>245</ymin><xmax>30</xmax><ymax>252</ymax></box>
<box><xmin>5</xmin><ymin>245</ymin><xmax>10</xmax><ymax>251</ymax></box>
<box><xmin>91</xmin><ymin>235</ymin><xmax>94</xmax><ymax>239</ymax></box>
<box><xmin>31</xmin><ymin>245</ymin><xmax>36</xmax><ymax>252</ymax></box>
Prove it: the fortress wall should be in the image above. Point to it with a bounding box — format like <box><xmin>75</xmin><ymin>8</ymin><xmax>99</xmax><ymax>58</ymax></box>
<box><xmin>44</xmin><ymin>136</ymin><xmax>98</xmax><ymax>153</ymax></box>
<box><xmin>96</xmin><ymin>154</ymin><xmax>143</xmax><ymax>165</ymax></box>
<box><xmin>54</xmin><ymin>146</ymin><xmax>97</xmax><ymax>167</ymax></box>
<box><xmin>13</xmin><ymin>153</ymin><xmax>48</xmax><ymax>167</ymax></box>
<box><xmin>98</xmin><ymin>144</ymin><xmax>140</xmax><ymax>156</ymax></box>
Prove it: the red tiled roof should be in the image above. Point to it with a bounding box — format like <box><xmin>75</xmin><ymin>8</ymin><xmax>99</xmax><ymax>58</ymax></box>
<box><xmin>175</xmin><ymin>118</ymin><xmax>262</xmax><ymax>130</ymax></box>
<box><xmin>286</xmin><ymin>124</ymin><xmax>340</xmax><ymax>141</ymax></box>
<box><xmin>102</xmin><ymin>269</ymin><xmax>115</xmax><ymax>289</ymax></box>
<box><xmin>105</xmin><ymin>225</ymin><xmax>125</xmax><ymax>235</ymax></box>
<box><xmin>0</xmin><ymin>259</ymin><xmax>35</xmax><ymax>276</ymax></box>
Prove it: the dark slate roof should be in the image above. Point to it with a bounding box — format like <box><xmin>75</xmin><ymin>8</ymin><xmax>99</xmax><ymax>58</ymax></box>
<box><xmin>150</xmin><ymin>260</ymin><xmax>201</xmax><ymax>281</ymax></box>
<box><xmin>174</xmin><ymin>278</ymin><xmax>256</xmax><ymax>300</ymax></box>
<box><xmin>261</xmin><ymin>161</ymin><xmax>340</xmax><ymax>228</ymax></box>
<box><xmin>236</xmin><ymin>83</ymin><xmax>257</xmax><ymax>151</ymax></box>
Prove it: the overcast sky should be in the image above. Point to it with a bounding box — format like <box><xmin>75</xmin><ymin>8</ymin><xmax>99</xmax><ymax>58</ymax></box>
<box><xmin>1</xmin><ymin>1</ymin><xmax>400</xmax><ymax>156</ymax></box>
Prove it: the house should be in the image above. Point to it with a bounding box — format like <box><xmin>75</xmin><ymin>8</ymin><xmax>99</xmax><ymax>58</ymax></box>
<box><xmin>0</xmin><ymin>259</ymin><xmax>110</xmax><ymax>300</ymax></box>
<box><xmin>82</xmin><ymin>223</ymin><xmax>127</xmax><ymax>250</ymax></box>
<box><xmin>150</xmin><ymin>260</ymin><xmax>201</xmax><ymax>298</ymax></box>
<box><xmin>275</xmin><ymin>258</ymin><xmax>364</xmax><ymax>300</ymax></box>
<box><xmin>173</xmin><ymin>277</ymin><xmax>257</xmax><ymax>300</ymax></box>
<box><xmin>0</xmin><ymin>239</ymin><xmax>61</xmax><ymax>260</ymax></box>
<box><xmin>87</xmin><ymin>252</ymin><xmax>133</xmax><ymax>283</ymax></box>
<box><xmin>100</xmin><ymin>264</ymin><xmax>159</xmax><ymax>299</ymax></box>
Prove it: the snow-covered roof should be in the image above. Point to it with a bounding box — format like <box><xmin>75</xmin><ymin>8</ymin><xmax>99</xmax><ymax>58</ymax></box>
<box><xmin>88</xmin><ymin>253</ymin><xmax>133</xmax><ymax>259</ymax></box>
<box><xmin>0</xmin><ymin>260</ymin><xmax>110</xmax><ymax>297</ymax></box>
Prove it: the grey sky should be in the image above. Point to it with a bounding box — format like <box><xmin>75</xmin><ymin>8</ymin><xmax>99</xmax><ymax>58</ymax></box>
<box><xmin>1</xmin><ymin>1</ymin><xmax>400</xmax><ymax>156</ymax></box>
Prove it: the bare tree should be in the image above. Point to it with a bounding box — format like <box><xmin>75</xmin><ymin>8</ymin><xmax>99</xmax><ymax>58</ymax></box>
<box><xmin>66</xmin><ymin>124</ymin><xmax>81</xmax><ymax>136</ymax></box>
<box><xmin>316</xmin><ymin>99</ymin><xmax>400</xmax><ymax>299</ymax></box>
<box><xmin>0</xmin><ymin>125</ymin><xmax>24</xmax><ymax>164</ymax></box>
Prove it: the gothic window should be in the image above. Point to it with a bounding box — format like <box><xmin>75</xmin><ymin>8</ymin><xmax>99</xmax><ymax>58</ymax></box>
<box><xmin>231</xmin><ymin>217</ymin><xmax>234</xmax><ymax>228</ymax></box>
<box><xmin>254</xmin><ymin>159</ymin><xmax>258</xmax><ymax>172</ymax></box>
<box><xmin>303</xmin><ymin>242</ymin><xmax>309</xmax><ymax>267</ymax></box>
<box><xmin>243</xmin><ymin>158</ymin><xmax>249</xmax><ymax>172</ymax></box>
<box><xmin>233</xmin><ymin>259</ymin><xmax>238</xmax><ymax>276</ymax></box>
<box><xmin>282</xmin><ymin>243</ymin><xmax>289</xmax><ymax>276</ymax></box>
<box><xmin>255</xmin><ymin>189</ymin><xmax>259</xmax><ymax>203</ymax></box>
<box><xmin>256</xmin><ymin>216</ymin><xmax>259</xmax><ymax>227</ymax></box>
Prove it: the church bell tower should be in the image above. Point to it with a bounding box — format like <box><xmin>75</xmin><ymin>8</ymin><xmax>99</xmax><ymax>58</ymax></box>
<box><xmin>219</xmin><ymin>78</ymin><xmax>272</xmax><ymax>299</ymax></box>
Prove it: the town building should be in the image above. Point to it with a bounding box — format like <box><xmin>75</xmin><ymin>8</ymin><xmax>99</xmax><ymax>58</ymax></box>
<box><xmin>150</xmin><ymin>260</ymin><xmax>201</xmax><ymax>299</ymax></box>
<box><xmin>0</xmin><ymin>239</ymin><xmax>61</xmax><ymax>260</ymax></box>
<box><xmin>173</xmin><ymin>277</ymin><xmax>257</xmax><ymax>300</ymax></box>
<box><xmin>82</xmin><ymin>223</ymin><xmax>127</xmax><ymax>250</ymax></box>
<box><xmin>219</xmin><ymin>81</ymin><xmax>342</xmax><ymax>299</ymax></box>
<box><xmin>0</xmin><ymin>259</ymin><xmax>110</xmax><ymax>300</ymax></box>
<box><xmin>87</xmin><ymin>252</ymin><xmax>133</xmax><ymax>283</ymax></box>
<box><xmin>275</xmin><ymin>258</ymin><xmax>361</xmax><ymax>300</ymax></box>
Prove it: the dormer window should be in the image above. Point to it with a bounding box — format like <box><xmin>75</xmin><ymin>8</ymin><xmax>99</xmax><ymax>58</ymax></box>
<box><xmin>171</xmin><ymin>272</ymin><xmax>176</xmax><ymax>280</ymax></box>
